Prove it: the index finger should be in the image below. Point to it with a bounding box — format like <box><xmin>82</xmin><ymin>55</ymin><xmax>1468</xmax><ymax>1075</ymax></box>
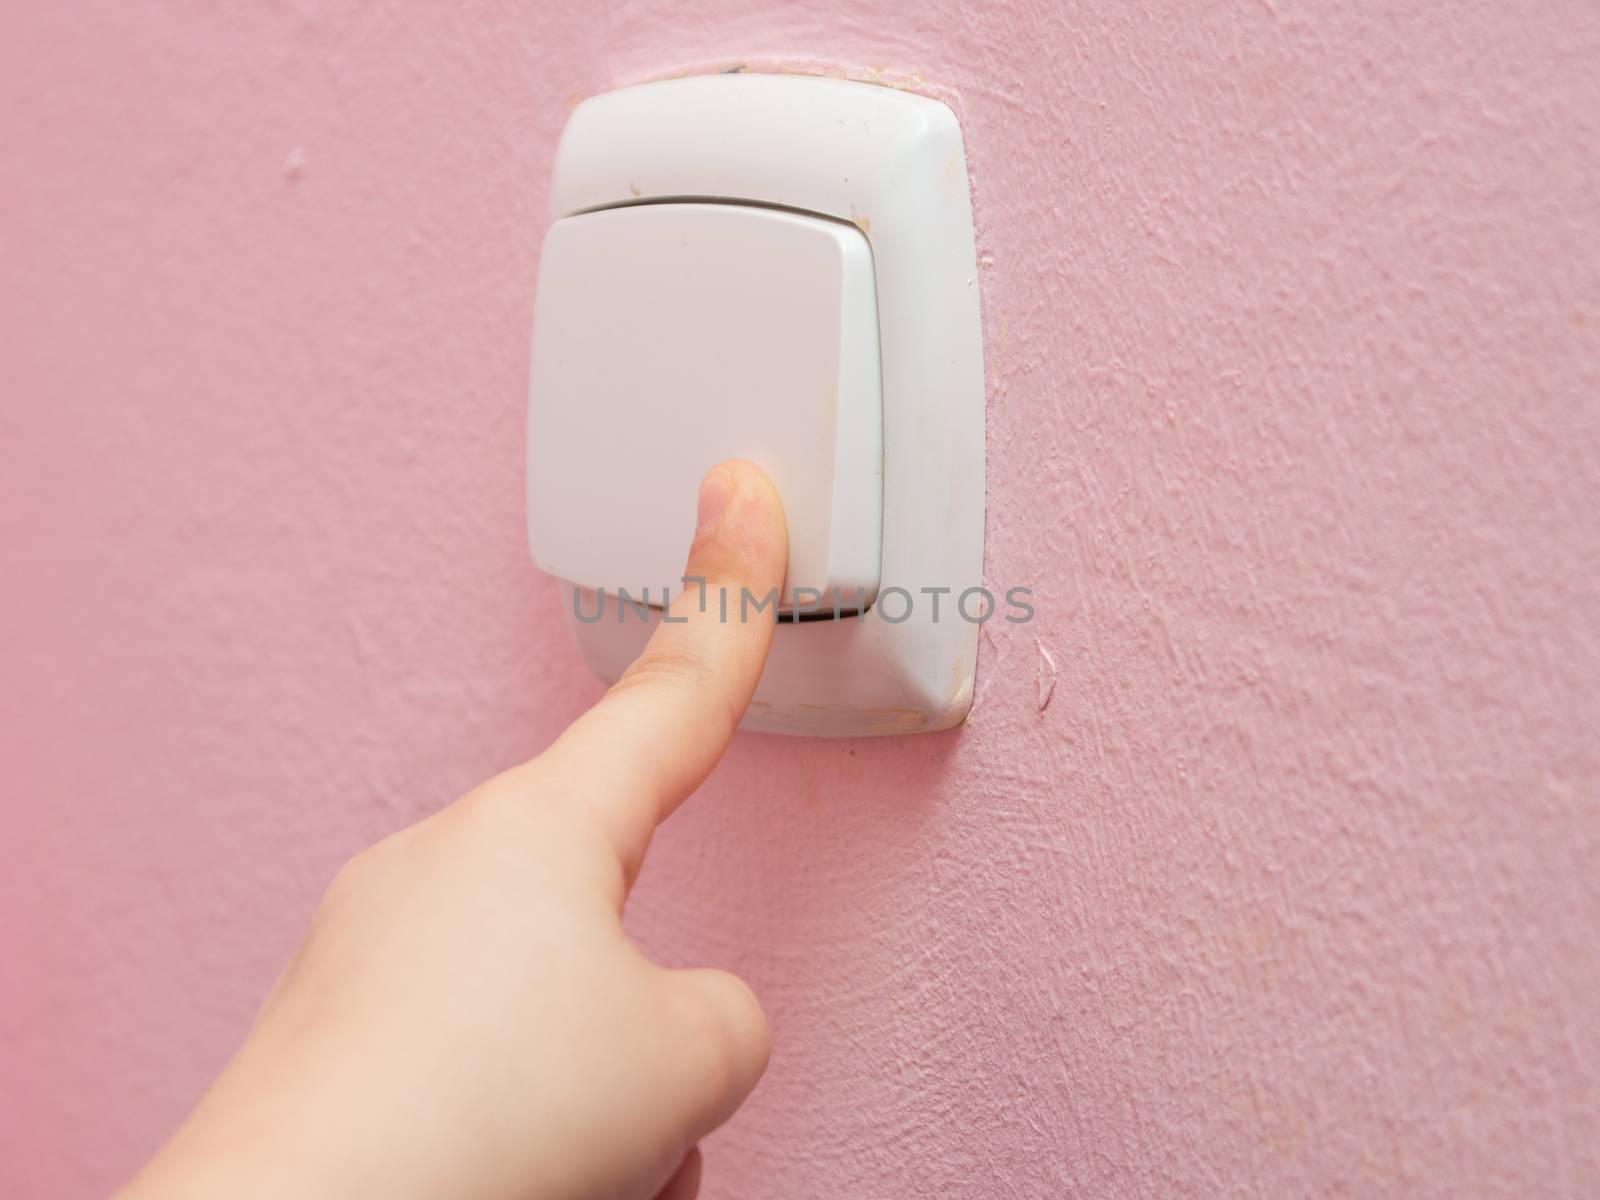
<box><xmin>541</xmin><ymin>460</ymin><xmax>788</xmax><ymax>883</ymax></box>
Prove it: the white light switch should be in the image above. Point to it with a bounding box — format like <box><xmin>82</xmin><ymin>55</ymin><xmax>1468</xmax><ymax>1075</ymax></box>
<box><xmin>527</xmin><ymin>73</ymin><xmax>985</xmax><ymax>736</ymax></box>
<box><xmin>527</xmin><ymin>202</ymin><xmax>883</xmax><ymax>611</ymax></box>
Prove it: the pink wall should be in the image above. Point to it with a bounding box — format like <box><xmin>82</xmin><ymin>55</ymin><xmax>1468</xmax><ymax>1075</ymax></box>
<box><xmin>4</xmin><ymin>3</ymin><xmax>1599</xmax><ymax>1196</ymax></box>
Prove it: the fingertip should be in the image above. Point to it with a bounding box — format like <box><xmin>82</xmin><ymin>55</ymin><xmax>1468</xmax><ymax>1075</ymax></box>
<box><xmin>686</xmin><ymin>459</ymin><xmax>787</xmax><ymax>597</ymax></box>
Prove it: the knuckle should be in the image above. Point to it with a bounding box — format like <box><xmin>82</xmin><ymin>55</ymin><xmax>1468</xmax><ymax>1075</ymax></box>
<box><xmin>611</xmin><ymin>650</ymin><xmax>742</xmax><ymax>748</ymax></box>
<box><xmin>616</xmin><ymin>650</ymin><xmax>740</xmax><ymax>745</ymax></box>
<box><xmin>454</xmin><ymin>776</ymin><xmax>529</xmax><ymax>835</ymax></box>
<box><xmin>672</xmin><ymin>971</ymin><xmax>769</xmax><ymax>1094</ymax></box>
<box><xmin>614</xmin><ymin>643</ymin><xmax>716</xmax><ymax>697</ymax></box>
<box><xmin>317</xmin><ymin>839</ymin><xmax>388</xmax><ymax>917</ymax></box>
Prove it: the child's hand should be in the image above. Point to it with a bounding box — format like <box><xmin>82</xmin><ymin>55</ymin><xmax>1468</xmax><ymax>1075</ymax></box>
<box><xmin>121</xmin><ymin>461</ymin><xmax>788</xmax><ymax>1200</ymax></box>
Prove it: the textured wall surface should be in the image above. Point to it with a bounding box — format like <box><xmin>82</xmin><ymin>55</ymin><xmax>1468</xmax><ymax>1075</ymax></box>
<box><xmin>4</xmin><ymin>3</ymin><xmax>1599</xmax><ymax>1196</ymax></box>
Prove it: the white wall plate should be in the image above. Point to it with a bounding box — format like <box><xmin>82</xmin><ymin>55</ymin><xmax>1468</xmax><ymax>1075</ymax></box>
<box><xmin>527</xmin><ymin>73</ymin><xmax>985</xmax><ymax>736</ymax></box>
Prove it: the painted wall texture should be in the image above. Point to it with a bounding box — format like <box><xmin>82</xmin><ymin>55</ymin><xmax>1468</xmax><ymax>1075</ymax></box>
<box><xmin>3</xmin><ymin>3</ymin><xmax>1598</xmax><ymax>1196</ymax></box>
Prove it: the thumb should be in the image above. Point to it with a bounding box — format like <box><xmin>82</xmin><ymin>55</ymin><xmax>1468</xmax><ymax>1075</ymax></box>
<box><xmin>545</xmin><ymin>460</ymin><xmax>788</xmax><ymax>878</ymax></box>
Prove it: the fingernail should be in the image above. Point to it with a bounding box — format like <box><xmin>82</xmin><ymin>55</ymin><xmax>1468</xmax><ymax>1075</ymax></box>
<box><xmin>695</xmin><ymin>466</ymin><xmax>735</xmax><ymax>535</ymax></box>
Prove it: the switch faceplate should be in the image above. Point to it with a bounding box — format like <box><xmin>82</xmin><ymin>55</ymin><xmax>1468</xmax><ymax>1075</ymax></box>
<box><xmin>527</xmin><ymin>73</ymin><xmax>985</xmax><ymax>736</ymax></box>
